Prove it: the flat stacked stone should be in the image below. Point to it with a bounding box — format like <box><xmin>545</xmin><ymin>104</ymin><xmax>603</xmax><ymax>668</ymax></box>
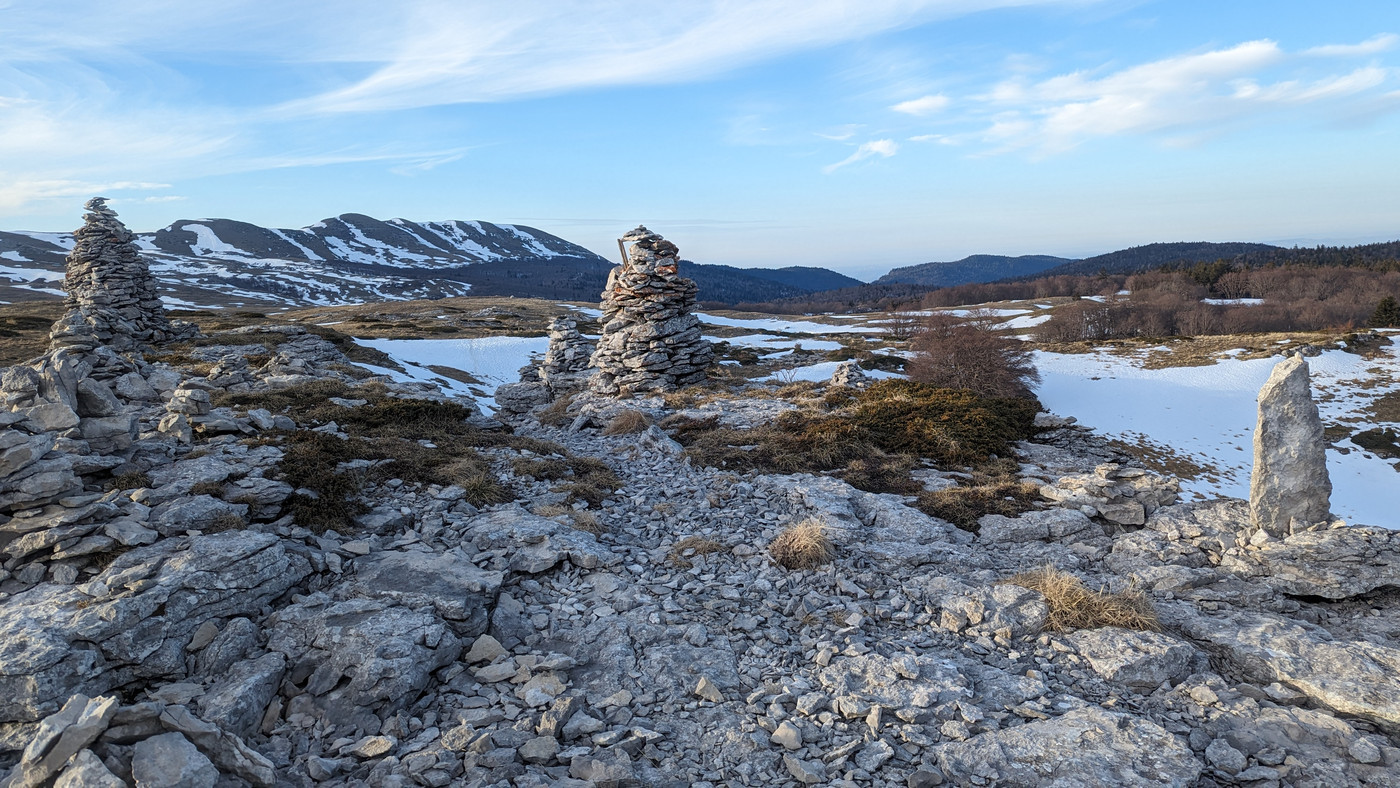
<box><xmin>49</xmin><ymin>197</ymin><xmax>177</xmax><ymax>352</ymax></box>
<box><xmin>588</xmin><ymin>227</ymin><xmax>713</xmax><ymax>395</ymax></box>
<box><xmin>539</xmin><ymin>316</ymin><xmax>596</xmax><ymax>395</ymax></box>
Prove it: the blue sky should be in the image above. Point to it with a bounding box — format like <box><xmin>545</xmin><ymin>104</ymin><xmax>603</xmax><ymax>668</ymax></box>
<box><xmin>2</xmin><ymin>0</ymin><xmax>1398</xmax><ymax>279</ymax></box>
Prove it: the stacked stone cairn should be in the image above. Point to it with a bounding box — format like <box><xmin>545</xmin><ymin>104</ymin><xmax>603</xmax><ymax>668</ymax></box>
<box><xmin>827</xmin><ymin>360</ymin><xmax>872</xmax><ymax>389</ymax></box>
<box><xmin>587</xmin><ymin>226</ymin><xmax>713</xmax><ymax>395</ymax></box>
<box><xmin>49</xmin><ymin>197</ymin><xmax>187</xmax><ymax>353</ymax></box>
<box><xmin>538</xmin><ymin>316</ymin><xmax>595</xmax><ymax>396</ymax></box>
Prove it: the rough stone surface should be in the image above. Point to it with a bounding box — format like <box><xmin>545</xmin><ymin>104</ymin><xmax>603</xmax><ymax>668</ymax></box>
<box><xmin>131</xmin><ymin>732</ymin><xmax>217</xmax><ymax>788</ymax></box>
<box><xmin>930</xmin><ymin>707</ymin><xmax>1202</xmax><ymax>787</ymax></box>
<box><xmin>1250</xmin><ymin>355</ymin><xmax>1331</xmax><ymax>536</ymax></box>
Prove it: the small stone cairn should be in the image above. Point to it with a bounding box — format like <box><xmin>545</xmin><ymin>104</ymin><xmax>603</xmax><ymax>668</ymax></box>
<box><xmin>49</xmin><ymin>197</ymin><xmax>187</xmax><ymax>352</ymax></box>
<box><xmin>587</xmin><ymin>227</ymin><xmax>713</xmax><ymax>395</ymax></box>
<box><xmin>539</xmin><ymin>316</ymin><xmax>595</xmax><ymax>395</ymax></box>
<box><xmin>1250</xmin><ymin>354</ymin><xmax>1333</xmax><ymax>537</ymax></box>
<box><xmin>827</xmin><ymin>360</ymin><xmax>872</xmax><ymax>389</ymax></box>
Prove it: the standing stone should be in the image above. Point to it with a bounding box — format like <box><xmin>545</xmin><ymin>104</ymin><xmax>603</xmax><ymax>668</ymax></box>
<box><xmin>588</xmin><ymin>227</ymin><xmax>713</xmax><ymax>395</ymax></box>
<box><xmin>538</xmin><ymin>316</ymin><xmax>596</xmax><ymax>395</ymax></box>
<box><xmin>1250</xmin><ymin>355</ymin><xmax>1331</xmax><ymax>537</ymax></box>
<box><xmin>49</xmin><ymin>197</ymin><xmax>179</xmax><ymax>352</ymax></box>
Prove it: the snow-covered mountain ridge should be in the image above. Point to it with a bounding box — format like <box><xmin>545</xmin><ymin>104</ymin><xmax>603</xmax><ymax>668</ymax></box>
<box><xmin>0</xmin><ymin>214</ymin><xmax>607</xmax><ymax>307</ymax></box>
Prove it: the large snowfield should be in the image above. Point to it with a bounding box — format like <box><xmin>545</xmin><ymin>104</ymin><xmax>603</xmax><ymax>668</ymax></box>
<box><xmin>1035</xmin><ymin>342</ymin><xmax>1400</xmax><ymax>528</ymax></box>
<box><xmin>362</xmin><ymin>316</ymin><xmax>1398</xmax><ymax>529</ymax></box>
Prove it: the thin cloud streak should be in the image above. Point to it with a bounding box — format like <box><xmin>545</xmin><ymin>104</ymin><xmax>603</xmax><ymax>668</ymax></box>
<box><xmin>823</xmin><ymin>139</ymin><xmax>899</xmax><ymax>173</ymax></box>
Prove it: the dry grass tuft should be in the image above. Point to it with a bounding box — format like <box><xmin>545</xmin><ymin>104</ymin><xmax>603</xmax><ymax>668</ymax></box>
<box><xmin>569</xmin><ymin>510</ymin><xmax>605</xmax><ymax>536</ymax></box>
<box><xmin>1007</xmin><ymin>566</ymin><xmax>1160</xmax><ymax>632</ymax></box>
<box><xmin>602</xmin><ymin>409</ymin><xmax>652</xmax><ymax>435</ymax></box>
<box><xmin>538</xmin><ymin>395</ymin><xmax>576</xmax><ymax>427</ymax></box>
<box><xmin>107</xmin><ymin>471</ymin><xmax>152</xmax><ymax>492</ymax></box>
<box><xmin>668</xmin><ymin>536</ymin><xmax>727</xmax><ymax>568</ymax></box>
<box><xmin>768</xmin><ymin>520</ymin><xmax>836</xmax><ymax>570</ymax></box>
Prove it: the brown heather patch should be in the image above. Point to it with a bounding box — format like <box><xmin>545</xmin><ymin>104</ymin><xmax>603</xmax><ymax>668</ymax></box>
<box><xmin>1008</xmin><ymin>566</ymin><xmax>1160</xmax><ymax>632</ymax></box>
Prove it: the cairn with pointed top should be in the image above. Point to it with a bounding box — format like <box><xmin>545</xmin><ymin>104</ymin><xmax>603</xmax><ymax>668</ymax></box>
<box><xmin>588</xmin><ymin>226</ymin><xmax>713</xmax><ymax>394</ymax></box>
<box><xmin>49</xmin><ymin>197</ymin><xmax>174</xmax><ymax>352</ymax></box>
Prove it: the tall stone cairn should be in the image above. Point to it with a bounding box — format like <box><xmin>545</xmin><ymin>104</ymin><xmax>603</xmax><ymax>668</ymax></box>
<box><xmin>538</xmin><ymin>316</ymin><xmax>595</xmax><ymax>395</ymax></box>
<box><xmin>588</xmin><ymin>226</ymin><xmax>713</xmax><ymax>394</ymax></box>
<box><xmin>1250</xmin><ymin>354</ymin><xmax>1332</xmax><ymax>537</ymax></box>
<box><xmin>49</xmin><ymin>197</ymin><xmax>174</xmax><ymax>352</ymax></box>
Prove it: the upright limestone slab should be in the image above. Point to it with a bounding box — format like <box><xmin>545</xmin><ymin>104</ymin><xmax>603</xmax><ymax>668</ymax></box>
<box><xmin>49</xmin><ymin>197</ymin><xmax>174</xmax><ymax>352</ymax></box>
<box><xmin>1250</xmin><ymin>355</ymin><xmax>1331</xmax><ymax>537</ymax></box>
<box><xmin>588</xmin><ymin>226</ymin><xmax>713</xmax><ymax>394</ymax></box>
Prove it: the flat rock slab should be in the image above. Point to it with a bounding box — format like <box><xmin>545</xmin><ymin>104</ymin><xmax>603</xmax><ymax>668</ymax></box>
<box><xmin>1066</xmin><ymin>627</ymin><xmax>1198</xmax><ymax>690</ymax></box>
<box><xmin>930</xmin><ymin>707</ymin><xmax>1202</xmax><ymax>787</ymax></box>
<box><xmin>1174</xmin><ymin>607</ymin><xmax>1400</xmax><ymax>731</ymax></box>
<box><xmin>1228</xmin><ymin>526</ymin><xmax>1400</xmax><ymax>599</ymax></box>
<box><xmin>350</xmin><ymin>549</ymin><xmax>502</xmax><ymax>636</ymax></box>
<box><xmin>463</xmin><ymin>508</ymin><xmax>619</xmax><ymax>572</ymax></box>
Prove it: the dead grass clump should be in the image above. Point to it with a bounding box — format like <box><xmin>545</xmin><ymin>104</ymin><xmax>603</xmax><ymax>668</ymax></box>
<box><xmin>774</xmin><ymin>380</ymin><xmax>822</xmax><ymax>400</ymax></box>
<box><xmin>1008</xmin><ymin>566</ymin><xmax>1160</xmax><ymax>632</ymax></box>
<box><xmin>768</xmin><ymin>520</ymin><xmax>835</xmax><ymax>570</ymax></box>
<box><xmin>602</xmin><ymin>409</ymin><xmax>652</xmax><ymax>435</ymax></box>
<box><xmin>538</xmin><ymin>395</ymin><xmax>576</xmax><ymax>427</ymax></box>
<box><xmin>107</xmin><ymin>471</ymin><xmax>152</xmax><ymax>491</ymax></box>
<box><xmin>668</xmin><ymin>536</ymin><xmax>727</xmax><ymax>568</ymax></box>
<box><xmin>658</xmin><ymin>413</ymin><xmax>721</xmax><ymax>441</ymax></box>
<box><xmin>189</xmin><ymin>481</ymin><xmax>225</xmax><ymax>497</ymax></box>
<box><xmin>916</xmin><ymin>480</ymin><xmax>1044</xmax><ymax>532</ymax></box>
<box><xmin>838</xmin><ymin>455</ymin><xmax>922</xmax><ymax>494</ymax></box>
<box><xmin>202</xmin><ymin>511</ymin><xmax>246</xmax><ymax>533</ymax></box>
<box><xmin>569</xmin><ymin>510</ymin><xmax>605</xmax><ymax>536</ymax></box>
<box><xmin>1352</xmin><ymin>427</ymin><xmax>1400</xmax><ymax>459</ymax></box>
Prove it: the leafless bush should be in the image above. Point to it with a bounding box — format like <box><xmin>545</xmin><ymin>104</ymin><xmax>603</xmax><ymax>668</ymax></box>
<box><xmin>908</xmin><ymin>312</ymin><xmax>1039</xmax><ymax>398</ymax></box>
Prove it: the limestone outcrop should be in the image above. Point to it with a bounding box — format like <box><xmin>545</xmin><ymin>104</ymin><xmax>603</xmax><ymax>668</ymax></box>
<box><xmin>588</xmin><ymin>226</ymin><xmax>713</xmax><ymax>394</ymax></box>
<box><xmin>1250</xmin><ymin>355</ymin><xmax>1332</xmax><ymax>537</ymax></box>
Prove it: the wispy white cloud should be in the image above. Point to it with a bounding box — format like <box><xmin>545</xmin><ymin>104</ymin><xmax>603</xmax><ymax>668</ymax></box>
<box><xmin>823</xmin><ymin>139</ymin><xmax>899</xmax><ymax>173</ymax></box>
<box><xmin>1</xmin><ymin>0</ymin><xmax>1098</xmax><ymax>212</ymax></box>
<box><xmin>892</xmin><ymin>94</ymin><xmax>951</xmax><ymax>115</ymax></box>
<box><xmin>965</xmin><ymin>38</ymin><xmax>1398</xmax><ymax>152</ymax></box>
<box><xmin>1304</xmin><ymin>33</ymin><xmax>1399</xmax><ymax>58</ymax></box>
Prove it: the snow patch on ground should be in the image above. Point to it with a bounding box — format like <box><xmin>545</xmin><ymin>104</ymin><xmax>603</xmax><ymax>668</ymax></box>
<box><xmin>766</xmin><ymin>361</ymin><xmax>902</xmax><ymax>384</ymax></box>
<box><xmin>1034</xmin><ymin>346</ymin><xmax>1400</xmax><ymax>528</ymax></box>
<box><xmin>698</xmin><ymin>313</ymin><xmax>881</xmax><ymax>334</ymax></box>
<box><xmin>1203</xmin><ymin>298</ymin><xmax>1264</xmax><ymax>306</ymax></box>
<box><xmin>707</xmin><ymin>334</ymin><xmax>843</xmax><ymax>352</ymax></box>
<box><xmin>0</xmin><ymin>264</ymin><xmax>61</xmax><ymax>283</ymax></box>
<box><xmin>359</xmin><ymin>337</ymin><xmax>551</xmax><ymax>400</ymax></box>
<box><xmin>1000</xmin><ymin>313</ymin><xmax>1052</xmax><ymax>330</ymax></box>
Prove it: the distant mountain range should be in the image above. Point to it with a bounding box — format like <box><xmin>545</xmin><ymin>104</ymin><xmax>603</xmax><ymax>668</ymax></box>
<box><xmin>1034</xmin><ymin>242</ymin><xmax>1283</xmax><ymax>277</ymax></box>
<box><xmin>0</xmin><ymin>214</ymin><xmax>859</xmax><ymax>308</ymax></box>
<box><xmin>877</xmin><ymin>254</ymin><xmax>1073</xmax><ymax>287</ymax></box>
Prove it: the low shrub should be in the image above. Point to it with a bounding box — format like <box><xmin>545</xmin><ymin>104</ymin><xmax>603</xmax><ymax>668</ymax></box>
<box><xmin>1007</xmin><ymin>566</ymin><xmax>1160</xmax><ymax>631</ymax></box>
<box><xmin>107</xmin><ymin>471</ymin><xmax>152</xmax><ymax>491</ymax></box>
<box><xmin>769</xmin><ymin>520</ymin><xmax>835</xmax><ymax>570</ymax></box>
